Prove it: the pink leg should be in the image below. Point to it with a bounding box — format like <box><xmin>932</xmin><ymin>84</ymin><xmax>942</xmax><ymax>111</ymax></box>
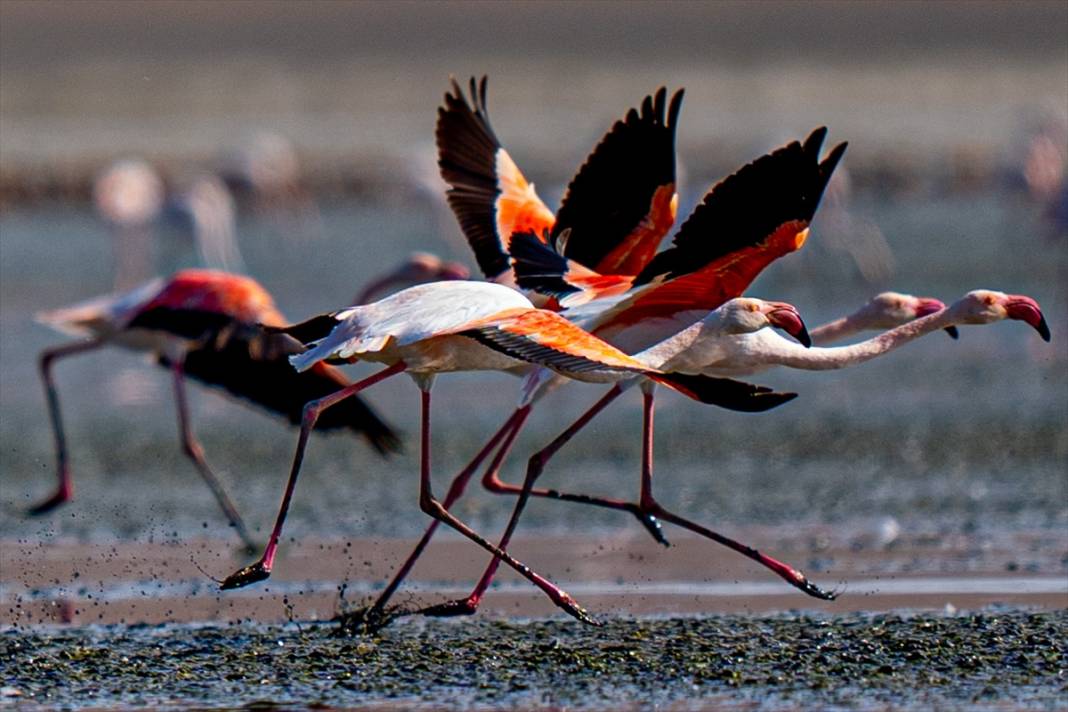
<box><xmin>339</xmin><ymin>406</ymin><xmax>530</xmax><ymax>629</ymax></box>
<box><xmin>28</xmin><ymin>338</ymin><xmax>106</xmax><ymax>516</ymax></box>
<box><xmin>170</xmin><ymin>357</ymin><xmax>256</xmax><ymax>552</ymax></box>
<box><xmin>633</xmin><ymin>390</ymin><xmax>837</xmax><ymax>601</ymax></box>
<box><xmin>422</xmin><ymin>384</ymin><xmax>632</xmax><ymax>618</ymax></box>
<box><xmin>221</xmin><ymin>361</ymin><xmax>407</xmax><ymax>590</ymax></box>
<box><xmin>480</xmin><ymin>387</ymin><xmax>669</xmax><ymax>546</ymax></box>
<box><xmin>414</xmin><ymin>388</ymin><xmax>597</xmax><ymax>625</ymax></box>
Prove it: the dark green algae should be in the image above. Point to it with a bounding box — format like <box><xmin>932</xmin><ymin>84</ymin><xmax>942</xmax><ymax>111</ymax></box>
<box><xmin>3</xmin><ymin>610</ymin><xmax>1066</xmax><ymax>710</ymax></box>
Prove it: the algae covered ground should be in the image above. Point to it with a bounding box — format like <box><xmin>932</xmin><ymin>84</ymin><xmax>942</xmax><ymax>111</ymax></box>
<box><xmin>3</xmin><ymin>610</ymin><xmax>1066</xmax><ymax>709</ymax></box>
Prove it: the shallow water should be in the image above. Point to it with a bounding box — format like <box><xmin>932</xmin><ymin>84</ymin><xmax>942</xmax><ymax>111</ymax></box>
<box><xmin>1</xmin><ymin>196</ymin><xmax>1065</xmax><ymax>546</ymax></box>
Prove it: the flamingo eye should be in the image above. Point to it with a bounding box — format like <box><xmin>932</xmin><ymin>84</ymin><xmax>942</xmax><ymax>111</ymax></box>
<box><xmin>983</xmin><ymin>295</ymin><xmax>996</xmax><ymax>306</ymax></box>
<box><xmin>748</xmin><ymin>303</ymin><xmax>759</xmax><ymax>312</ymax></box>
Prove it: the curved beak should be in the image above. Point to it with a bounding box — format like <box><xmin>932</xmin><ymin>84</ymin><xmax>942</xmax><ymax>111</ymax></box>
<box><xmin>1005</xmin><ymin>296</ymin><xmax>1051</xmax><ymax>342</ymax></box>
<box><xmin>766</xmin><ymin>303</ymin><xmax>811</xmax><ymax>347</ymax></box>
<box><xmin>914</xmin><ymin>297</ymin><xmax>958</xmax><ymax>340</ymax></box>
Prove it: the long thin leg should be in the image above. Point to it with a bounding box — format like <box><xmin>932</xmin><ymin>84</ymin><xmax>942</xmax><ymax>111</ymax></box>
<box><xmin>342</xmin><ymin>405</ymin><xmax>530</xmax><ymax>628</ymax></box>
<box><xmin>633</xmin><ymin>389</ymin><xmax>837</xmax><ymax>601</ymax></box>
<box><xmin>480</xmin><ymin>386</ymin><xmax>669</xmax><ymax>546</ymax></box>
<box><xmin>221</xmin><ymin>361</ymin><xmax>407</xmax><ymax>590</ymax></box>
<box><xmin>421</xmin><ymin>384</ymin><xmax>629</xmax><ymax>618</ymax></box>
<box><xmin>415</xmin><ymin>388</ymin><xmax>597</xmax><ymax>625</ymax></box>
<box><xmin>170</xmin><ymin>356</ymin><xmax>257</xmax><ymax>552</ymax></box>
<box><xmin>29</xmin><ymin>338</ymin><xmax>107</xmax><ymax>515</ymax></box>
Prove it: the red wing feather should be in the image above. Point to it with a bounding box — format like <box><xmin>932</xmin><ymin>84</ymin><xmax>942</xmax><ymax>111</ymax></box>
<box><xmin>635</xmin><ymin>128</ymin><xmax>846</xmax><ymax>287</ymax></box>
<box><xmin>138</xmin><ymin>269</ymin><xmax>285</xmax><ymax>326</ymax></box>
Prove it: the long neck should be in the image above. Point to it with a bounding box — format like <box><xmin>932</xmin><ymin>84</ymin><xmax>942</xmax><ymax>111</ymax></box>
<box><xmin>809</xmin><ymin>314</ymin><xmax>864</xmax><ymax>345</ymax></box>
<box><xmin>633</xmin><ymin>314</ymin><xmax>727</xmax><ymax>368</ymax></box>
<box><xmin>758</xmin><ymin>309</ymin><xmax>956</xmax><ymax>370</ymax></box>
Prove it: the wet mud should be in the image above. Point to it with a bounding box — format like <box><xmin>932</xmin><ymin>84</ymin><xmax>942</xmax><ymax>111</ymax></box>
<box><xmin>3</xmin><ymin>610</ymin><xmax>1065</xmax><ymax>709</ymax></box>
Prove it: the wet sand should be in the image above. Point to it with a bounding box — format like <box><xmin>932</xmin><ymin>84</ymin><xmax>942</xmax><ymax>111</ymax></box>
<box><xmin>4</xmin><ymin>530</ymin><xmax>1065</xmax><ymax>627</ymax></box>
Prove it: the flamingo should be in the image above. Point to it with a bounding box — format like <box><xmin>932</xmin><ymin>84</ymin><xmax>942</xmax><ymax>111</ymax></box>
<box><xmin>218</xmin><ymin>280</ymin><xmax>798</xmax><ymax>624</ymax></box>
<box><xmin>352</xmin><ymin>252</ymin><xmax>470</xmax><ymax>305</ymax></box>
<box><xmin>339</xmin><ymin>81</ymin><xmax>848</xmax><ymax>628</ymax></box>
<box><xmin>93</xmin><ymin>159</ymin><xmax>165</xmax><ymax>290</ymax></box>
<box><xmin>31</xmin><ymin>269</ymin><xmax>400</xmax><ymax>551</ymax></box>
<box><xmin>416</xmin><ymin>287</ymin><xmax>1050</xmax><ymax>625</ymax></box>
<box><xmin>805</xmin><ymin>291</ymin><xmax>957</xmax><ymax>344</ymax></box>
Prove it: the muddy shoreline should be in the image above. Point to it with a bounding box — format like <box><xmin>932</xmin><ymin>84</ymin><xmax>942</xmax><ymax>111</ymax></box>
<box><xmin>3</xmin><ymin>611</ymin><xmax>1065</xmax><ymax>710</ymax></box>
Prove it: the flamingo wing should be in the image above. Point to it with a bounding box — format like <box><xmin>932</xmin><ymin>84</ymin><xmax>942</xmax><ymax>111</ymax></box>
<box><xmin>552</xmin><ymin>87</ymin><xmax>684</xmax><ymax>276</ymax></box>
<box><xmin>635</xmin><ymin>128</ymin><xmax>847</xmax><ymax>288</ymax></box>
<box><xmin>138</xmin><ymin>269</ymin><xmax>286</xmax><ymax>326</ymax></box>
<box><xmin>289</xmin><ymin>281</ymin><xmax>534</xmax><ymax>370</ymax></box>
<box><xmin>459</xmin><ymin>309</ymin><xmax>653</xmax><ymax>376</ymax></box>
<box><xmin>460</xmin><ymin>309</ymin><xmax>799</xmax><ymax>413</ymax></box>
<box><xmin>599</xmin><ymin>129</ymin><xmax>847</xmax><ymax>325</ymax></box>
<box><xmin>171</xmin><ymin>340</ymin><xmax>401</xmax><ymax>454</ymax></box>
<box><xmin>437</xmin><ymin>76</ymin><xmax>555</xmax><ymax>281</ymax></box>
<box><xmin>647</xmin><ymin>372</ymin><xmax>798</xmax><ymax>412</ymax></box>
<box><xmin>509</xmin><ymin>230</ymin><xmax>634</xmax><ymax>306</ymax></box>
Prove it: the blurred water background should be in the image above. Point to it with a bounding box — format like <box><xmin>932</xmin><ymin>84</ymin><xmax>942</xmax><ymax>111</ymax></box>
<box><xmin>1</xmin><ymin>0</ymin><xmax>1065</xmax><ymax>550</ymax></box>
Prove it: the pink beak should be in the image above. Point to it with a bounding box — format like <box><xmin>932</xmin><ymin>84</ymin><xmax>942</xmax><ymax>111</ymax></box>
<box><xmin>914</xmin><ymin>298</ymin><xmax>946</xmax><ymax>318</ymax></box>
<box><xmin>1005</xmin><ymin>295</ymin><xmax>1051</xmax><ymax>342</ymax></box>
<box><xmin>914</xmin><ymin>297</ymin><xmax>958</xmax><ymax>339</ymax></box>
<box><xmin>766</xmin><ymin>303</ymin><xmax>811</xmax><ymax>347</ymax></box>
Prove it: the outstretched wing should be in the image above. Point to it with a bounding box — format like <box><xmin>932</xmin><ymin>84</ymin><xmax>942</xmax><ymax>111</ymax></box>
<box><xmin>604</xmin><ymin>129</ymin><xmax>847</xmax><ymax>325</ymax></box>
<box><xmin>552</xmin><ymin>87</ymin><xmax>684</xmax><ymax>276</ymax></box>
<box><xmin>459</xmin><ymin>309</ymin><xmax>653</xmax><ymax>377</ymax></box>
<box><xmin>436</xmin><ymin>76</ymin><xmax>555</xmax><ymax>281</ymax></box>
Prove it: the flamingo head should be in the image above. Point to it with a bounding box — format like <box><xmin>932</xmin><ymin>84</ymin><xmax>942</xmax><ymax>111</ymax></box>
<box><xmin>720</xmin><ymin>298</ymin><xmax>811</xmax><ymax>346</ymax></box>
<box><xmin>859</xmin><ymin>292</ymin><xmax>957</xmax><ymax>339</ymax></box>
<box><xmin>950</xmin><ymin>290</ymin><xmax>1051</xmax><ymax>342</ymax></box>
<box><xmin>394</xmin><ymin>252</ymin><xmax>471</xmax><ymax>282</ymax></box>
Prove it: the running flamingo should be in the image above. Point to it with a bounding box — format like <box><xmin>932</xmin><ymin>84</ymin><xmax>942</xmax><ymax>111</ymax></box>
<box><xmin>32</xmin><ymin>269</ymin><xmax>400</xmax><ymax>550</ymax></box>
<box><xmin>218</xmin><ymin>280</ymin><xmax>798</xmax><ymax>624</ymax></box>
<box><xmin>419</xmin><ymin>287</ymin><xmax>1050</xmax><ymax>624</ymax></box>
<box><xmin>342</xmin><ymin>87</ymin><xmax>847</xmax><ymax>627</ymax></box>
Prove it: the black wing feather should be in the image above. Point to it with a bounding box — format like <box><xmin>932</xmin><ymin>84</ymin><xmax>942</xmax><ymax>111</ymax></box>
<box><xmin>635</xmin><ymin>128</ymin><xmax>847</xmax><ymax>285</ymax></box>
<box><xmin>460</xmin><ymin>326</ymin><xmax>630</xmax><ymax>375</ymax></box>
<box><xmin>436</xmin><ymin>76</ymin><xmax>511</xmax><ymax>279</ymax></box>
<box><xmin>552</xmin><ymin>88</ymin><xmax>684</xmax><ymax>273</ymax></box>
<box><xmin>652</xmin><ymin>372</ymin><xmax>798</xmax><ymax>412</ymax></box>
<box><xmin>509</xmin><ymin>230</ymin><xmax>582</xmax><ymax>299</ymax></box>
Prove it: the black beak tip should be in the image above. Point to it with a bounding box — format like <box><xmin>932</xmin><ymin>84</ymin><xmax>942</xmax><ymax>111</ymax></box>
<box><xmin>944</xmin><ymin>325</ymin><xmax>959</xmax><ymax>340</ymax></box>
<box><xmin>798</xmin><ymin>328</ymin><xmax>812</xmax><ymax>348</ymax></box>
<box><xmin>1037</xmin><ymin>317</ymin><xmax>1052</xmax><ymax>342</ymax></box>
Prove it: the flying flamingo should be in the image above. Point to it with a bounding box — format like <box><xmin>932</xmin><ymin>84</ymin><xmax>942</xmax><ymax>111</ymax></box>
<box><xmin>217</xmin><ymin>280</ymin><xmax>798</xmax><ymax>624</ymax></box>
<box><xmin>32</xmin><ymin>269</ymin><xmax>400</xmax><ymax>551</ymax></box>
<box><xmin>342</xmin><ymin>83</ymin><xmax>848</xmax><ymax>627</ymax></box>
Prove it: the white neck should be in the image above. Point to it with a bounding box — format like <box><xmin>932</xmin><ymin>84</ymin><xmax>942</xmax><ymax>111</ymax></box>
<box><xmin>809</xmin><ymin>314</ymin><xmax>863</xmax><ymax>345</ymax></box>
<box><xmin>749</xmin><ymin>309</ymin><xmax>956</xmax><ymax>371</ymax></box>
